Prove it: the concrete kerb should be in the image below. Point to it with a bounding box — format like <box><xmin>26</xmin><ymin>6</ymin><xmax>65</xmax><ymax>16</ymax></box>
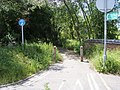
<box><xmin>0</xmin><ymin>70</ymin><xmax>44</xmax><ymax>88</ymax></box>
<box><xmin>0</xmin><ymin>46</ymin><xmax>60</xmax><ymax>88</ymax></box>
<box><xmin>0</xmin><ymin>61</ymin><xmax>63</xmax><ymax>88</ymax></box>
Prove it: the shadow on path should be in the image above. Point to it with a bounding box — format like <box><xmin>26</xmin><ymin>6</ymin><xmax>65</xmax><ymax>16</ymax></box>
<box><xmin>49</xmin><ymin>64</ymin><xmax>65</xmax><ymax>71</ymax></box>
<box><xmin>58</xmin><ymin>47</ymin><xmax>88</xmax><ymax>63</ymax></box>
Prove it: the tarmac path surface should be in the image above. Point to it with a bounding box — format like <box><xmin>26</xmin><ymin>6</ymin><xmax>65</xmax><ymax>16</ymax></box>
<box><xmin>0</xmin><ymin>48</ymin><xmax>120</xmax><ymax>90</ymax></box>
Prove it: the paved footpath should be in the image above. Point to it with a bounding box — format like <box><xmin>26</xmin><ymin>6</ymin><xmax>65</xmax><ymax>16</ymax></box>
<box><xmin>0</xmin><ymin>49</ymin><xmax>120</xmax><ymax>90</ymax></box>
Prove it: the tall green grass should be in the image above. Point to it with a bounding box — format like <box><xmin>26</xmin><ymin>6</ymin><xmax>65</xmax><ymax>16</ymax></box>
<box><xmin>85</xmin><ymin>44</ymin><xmax>120</xmax><ymax>75</ymax></box>
<box><xmin>0</xmin><ymin>43</ymin><xmax>62</xmax><ymax>85</ymax></box>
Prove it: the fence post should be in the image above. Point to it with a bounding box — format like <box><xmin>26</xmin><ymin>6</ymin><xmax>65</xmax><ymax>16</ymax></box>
<box><xmin>53</xmin><ymin>46</ymin><xmax>57</xmax><ymax>62</ymax></box>
<box><xmin>80</xmin><ymin>46</ymin><xmax>83</xmax><ymax>62</ymax></box>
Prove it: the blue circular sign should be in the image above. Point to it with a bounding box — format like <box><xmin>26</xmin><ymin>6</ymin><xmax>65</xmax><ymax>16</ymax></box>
<box><xmin>18</xmin><ymin>19</ymin><xmax>26</xmax><ymax>26</ymax></box>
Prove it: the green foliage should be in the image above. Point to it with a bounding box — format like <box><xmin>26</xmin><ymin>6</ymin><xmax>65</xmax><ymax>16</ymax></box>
<box><xmin>107</xmin><ymin>21</ymin><xmax>118</xmax><ymax>39</ymax></box>
<box><xmin>0</xmin><ymin>0</ymin><xmax>119</xmax><ymax>46</ymax></box>
<box><xmin>0</xmin><ymin>43</ymin><xmax>62</xmax><ymax>85</ymax></box>
<box><xmin>44</xmin><ymin>83</ymin><xmax>51</xmax><ymax>90</ymax></box>
<box><xmin>0</xmin><ymin>0</ymin><xmax>24</xmax><ymax>44</ymax></box>
<box><xmin>104</xmin><ymin>50</ymin><xmax>120</xmax><ymax>74</ymax></box>
<box><xmin>84</xmin><ymin>44</ymin><xmax>103</xmax><ymax>59</ymax></box>
<box><xmin>63</xmin><ymin>39</ymin><xmax>80</xmax><ymax>51</ymax></box>
<box><xmin>86</xmin><ymin>45</ymin><xmax>120</xmax><ymax>75</ymax></box>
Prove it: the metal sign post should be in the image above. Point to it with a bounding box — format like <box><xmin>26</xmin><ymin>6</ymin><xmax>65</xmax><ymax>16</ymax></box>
<box><xmin>21</xmin><ymin>26</ymin><xmax>24</xmax><ymax>45</ymax></box>
<box><xmin>18</xmin><ymin>19</ymin><xmax>26</xmax><ymax>48</ymax></box>
<box><xmin>96</xmin><ymin>0</ymin><xmax>115</xmax><ymax>66</ymax></box>
<box><xmin>103</xmin><ymin>0</ymin><xmax>107</xmax><ymax>66</ymax></box>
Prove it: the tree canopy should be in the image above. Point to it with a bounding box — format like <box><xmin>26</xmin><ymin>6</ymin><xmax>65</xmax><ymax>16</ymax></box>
<box><xmin>0</xmin><ymin>0</ymin><xmax>119</xmax><ymax>45</ymax></box>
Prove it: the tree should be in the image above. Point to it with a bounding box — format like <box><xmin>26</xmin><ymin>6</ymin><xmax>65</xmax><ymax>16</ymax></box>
<box><xmin>27</xmin><ymin>5</ymin><xmax>55</xmax><ymax>42</ymax></box>
<box><xmin>0</xmin><ymin>0</ymin><xmax>24</xmax><ymax>44</ymax></box>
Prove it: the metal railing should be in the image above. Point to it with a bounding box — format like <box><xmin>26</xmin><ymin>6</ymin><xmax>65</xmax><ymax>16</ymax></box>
<box><xmin>85</xmin><ymin>39</ymin><xmax>120</xmax><ymax>45</ymax></box>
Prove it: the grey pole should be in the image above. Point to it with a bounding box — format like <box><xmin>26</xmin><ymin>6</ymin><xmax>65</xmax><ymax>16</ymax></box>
<box><xmin>54</xmin><ymin>46</ymin><xmax>56</xmax><ymax>62</ymax></box>
<box><xmin>21</xmin><ymin>26</ymin><xmax>24</xmax><ymax>45</ymax></box>
<box><xmin>103</xmin><ymin>0</ymin><xmax>107</xmax><ymax>66</ymax></box>
<box><xmin>80</xmin><ymin>46</ymin><xmax>83</xmax><ymax>62</ymax></box>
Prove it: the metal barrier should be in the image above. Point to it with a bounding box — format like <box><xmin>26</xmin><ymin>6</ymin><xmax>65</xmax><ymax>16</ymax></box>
<box><xmin>85</xmin><ymin>39</ymin><xmax>120</xmax><ymax>45</ymax></box>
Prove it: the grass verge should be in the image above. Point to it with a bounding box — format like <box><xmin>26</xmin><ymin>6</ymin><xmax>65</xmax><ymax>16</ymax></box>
<box><xmin>84</xmin><ymin>44</ymin><xmax>120</xmax><ymax>75</ymax></box>
<box><xmin>0</xmin><ymin>42</ymin><xmax>62</xmax><ymax>85</ymax></box>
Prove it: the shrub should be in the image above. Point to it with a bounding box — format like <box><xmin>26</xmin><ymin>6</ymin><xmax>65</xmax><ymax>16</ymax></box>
<box><xmin>104</xmin><ymin>49</ymin><xmax>120</xmax><ymax>74</ymax></box>
<box><xmin>63</xmin><ymin>39</ymin><xmax>80</xmax><ymax>52</ymax></box>
<box><xmin>84</xmin><ymin>44</ymin><xmax>103</xmax><ymax>59</ymax></box>
<box><xmin>0</xmin><ymin>42</ymin><xmax>62</xmax><ymax>85</ymax></box>
<box><xmin>87</xmin><ymin>45</ymin><xmax>120</xmax><ymax>75</ymax></box>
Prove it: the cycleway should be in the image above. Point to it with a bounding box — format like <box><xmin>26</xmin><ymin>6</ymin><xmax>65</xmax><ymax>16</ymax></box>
<box><xmin>0</xmin><ymin>49</ymin><xmax>120</xmax><ymax>90</ymax></box>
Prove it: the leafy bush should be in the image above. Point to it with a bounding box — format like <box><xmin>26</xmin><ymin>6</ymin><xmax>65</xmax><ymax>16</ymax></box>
<box><xmin>87</xmin><ymin>44</ymin><xmax>120</xmax><ymax>75</ymax></box>
<box><xmin>84</xmin><ymin>44</ymin><xmax>103</xmax><ymax>59</ymax></box>
<box><xmin>0</xmin><ymin>43</ymin><xmax>62</xmax><ymax>85</ymax></box>
<box><xmin>104</xmin><ymin>49</ymin><xmax>120</xmax><ymax>74</ymax></box>
<box><xmin>63</xmin><ymin>39</ymin><xmax>80</xmax><ymax>52</ymax></box>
